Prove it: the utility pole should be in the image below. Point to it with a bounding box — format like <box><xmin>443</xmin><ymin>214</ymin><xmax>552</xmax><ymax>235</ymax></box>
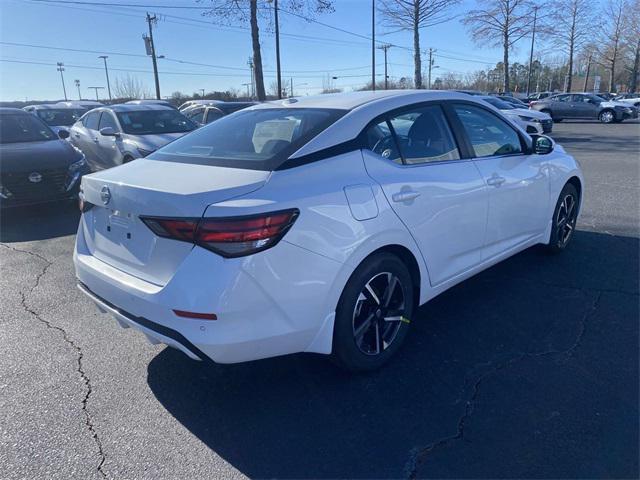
<box><xmin>526</xmin><ymin>6</ymin><xmax>538</xmax><ymax>96</ymax></box>
<box><xmin>371</xmin><ymin>0</ymin><xmax>376</xmax><ymax>91</ymax></box>
<box><xmin>56</xmin><ymin>62</ymin><xmax>67</xmax><ymax>101</ymax></box>
<box><xmin>200</xmin><ymin>88</ymin><xmax>205</xmax><ymax>97</ymax></box>
<box><xmin>583</xmin><ymin>53</ymin><xmax>592</xmax><ymax>92</ymax></box>
<box><xmin>273</xmin><ymin>0</ymin><xmax>282</xmax><ymax>99</ymax></box>
<box><xmin>290</xmin><ymin>77</ymin><xmax>293</xmax><ymax>98</ymax></box>
<box><xmin>378</xmin><ymin>44</ymin><xmax>391</xmax><ymax>90</ymax></box>
<box><xmin>88</xmin><ymin>86</ymin><xmax>104</xmax><ymax>101</ymax></box>
<box><xmin>247</xmin><ymin>58</ymin><xmax>255</xmax><ymax>99</ymax></box>
<box><xmin>145</xmin><ymin>13</ymin><xmax>161</xmax><ymax>99</ymax></box>
<box><xmin>75</xmin><ymin>79</ymin><xmax>81</xmax><ymax>100</ymax></box>
<box><xmin>427</xmin><ymin>48</ymin><xmax>436</xmax><ymax>89</ymax></box>
<box><xmin>98</xmin><ymin>55</ymin><xmax>112</xmax><ymax>101</ymax></box>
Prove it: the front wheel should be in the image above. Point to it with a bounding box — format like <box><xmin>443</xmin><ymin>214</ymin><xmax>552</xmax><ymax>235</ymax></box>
<box><xmin>547</xmin><ymin>183</ymin><xmax>579</xmax><ymax>253</ymax></box>
<box><xmin>331</xmin><ymin>253</ymin><xmax>415</xmax><ymax>372</ymax></box>
<box><xmin>599</xmin><ymin>110</ymin><xmax>615</xmax><ymax>123</ymax></box>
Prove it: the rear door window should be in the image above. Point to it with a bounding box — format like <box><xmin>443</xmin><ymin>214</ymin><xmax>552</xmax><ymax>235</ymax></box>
<box><xmin>98</xmin><ymin>112</ymin><xmax>119</xmax><ymax>131</ymax></box>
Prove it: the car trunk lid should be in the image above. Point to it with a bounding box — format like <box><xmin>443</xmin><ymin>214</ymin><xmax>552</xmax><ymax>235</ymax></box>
<box><xmin>80</xmin><ymin>159</ymin><xmax>270</xmax><ymax>285</ymax></box>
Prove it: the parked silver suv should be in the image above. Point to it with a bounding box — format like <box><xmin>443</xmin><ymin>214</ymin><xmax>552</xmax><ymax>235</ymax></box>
<box><xmin>530</xmin><ymin>93</ymin><xmax>638</xmax><ymax>123</ymax></box>
<box><xmin>69</xmin><ymin>104</ymin><xmax>196</xmax><ymax>171</ymax></box>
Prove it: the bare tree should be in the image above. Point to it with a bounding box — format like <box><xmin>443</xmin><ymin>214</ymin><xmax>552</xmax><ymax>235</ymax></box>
<box><xmin>202</xmin><ymin>1</ymin><xmax>333</xmax><ymax>101</ymax></box>
<box><xmin>113</xmin><ymin>74</ymin><xmax>148</xmax><ymax>100</ymax></box>
<box><xmin>380</xmin><ymin>0</ymin><xmax>460</xmax><ymax>89</ymax></box>
<box><xmin>596</xmin><ymin>0</ymin><xmax>627</xmax><ymax>92</ymax></box>
<box><xmin>546</xmin><ymin>0</ymin><xmax>598</xmax><ymax>92</ymax></box>
<box><xmin>622</xmin><ymin>0</ymin><xmax>640</xmax><ymax>91</ymax></box>
<box><xmin>462</xmin><ymin>0</ymin><xmax>534</xmax><ymax>93</ymax></box>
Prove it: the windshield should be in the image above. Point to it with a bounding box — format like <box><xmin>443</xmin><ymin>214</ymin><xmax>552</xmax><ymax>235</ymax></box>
<box><xmin>483</xmin><ymin>97</ymin><xmax>515</xmax><ymax>110</ymax></box>
<box><xmin>152</xmin><ymin>107</ymin><xmax>346</xmax><ymax>170</ymax></box>
<box><xmin>0</xmin><ymin>113</ymin><xmax>57</xmax><ymax>144</ymax></box>
<box><xmin>36</xmin><ymin>109</ymin><xmax>86</xmax><ymax>126</ymax></box>
<box><xmin>115</xmin><ymin>109</ymin><xmax>196</xmax><ymax>135</ymax></box>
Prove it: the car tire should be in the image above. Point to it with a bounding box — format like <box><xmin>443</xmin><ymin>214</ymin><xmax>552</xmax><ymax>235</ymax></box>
<box><xmin>331</xmin><ymin>252</ymin><xmax>415</xmax><ymax>372</ymax></box>
<box><xmin>599</xmin><ymin>109</ymin><xmax>615</xmax><ymax>123</ymax></box>
<box><xmin>546</xmin><ymin>183</ymin><xmax>579</xmax><ymax>253</ymax></box>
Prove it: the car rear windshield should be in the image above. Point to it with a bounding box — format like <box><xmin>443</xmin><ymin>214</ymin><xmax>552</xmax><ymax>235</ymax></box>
<box><xmin>36</xmin><ymin>109</ymin><xmax>85</xmax><ymax>126</ymax></box>
<box><xmin>151</xmin><ymin>107</ymin><xmax>346</xmax><ymax>170</ymax></box>
<box><xmin>115</xmin><ymin>109</ymin><xmax>196</xmax><ymax>135</ymax></box>
<box><xmin>0</xmin><ymin>114</ymin><xmax>56</xmax><ymax>144</ymax></box>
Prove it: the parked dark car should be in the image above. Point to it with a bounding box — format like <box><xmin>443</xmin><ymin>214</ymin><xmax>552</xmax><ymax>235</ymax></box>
<box><xmin>183</xmin><ymin>101</ymin><xmax>257</xmax><ymax>126</ymax></box>
<box><xmin>496</xmin><ymin>95</ymin><xmax>529</xmax><ymax>108</ymax></box>
<box><xmin>0</xmin><ymin>108</ymin><xmax>89</xmax><ymax>208</ymax></box>
<box><xmin>530</xmin><ymin>93</ymin><xmax>639</xmax><ymax>123</ymax></box>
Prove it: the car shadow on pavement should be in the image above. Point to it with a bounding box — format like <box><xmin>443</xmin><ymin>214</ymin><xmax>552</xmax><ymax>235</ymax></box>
<box><xmin>147</xmin><ymin>230</ymin><xmax>639</xmax><ymax>479</ymax></box>
<box><xmin>0</xmin><ymin>202</ymin><xmax>80</xmax><ymax>242</ymax></box>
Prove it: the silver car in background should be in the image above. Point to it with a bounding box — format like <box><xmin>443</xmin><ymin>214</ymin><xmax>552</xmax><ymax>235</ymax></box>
<box><xmin>68</xmin><ymin>104</ymin><xmax>196</xmax><ymax>171</ymax></box>
<box><xmin>23</xmin><ymin>104</ymin><xmax>87</xmax><ymax>136</ymax></box>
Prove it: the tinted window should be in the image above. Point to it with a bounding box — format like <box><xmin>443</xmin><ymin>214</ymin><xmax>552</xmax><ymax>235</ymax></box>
<box><xmin>205</xmin><ymin>110</ymin><xmax>224</xmax><ymax>124</ymax></box>
<box><xmin>186</xmin><ymin>107</ymin><xmax>205</xmax><ymax>124</ymax></box>
<box><xmin>0</xmin><ymin>113</ymin><xmax>56</xmax><ymax>144</ymax></box>
<box><xmin>555</xmin><ymin>95</ymin><xmax>572</xmax><ymax>102</ymax></box>
<box><xmin>365</xmin><ymin>119</ymin><xmax>402</xmax><ymax>164</ymax></box>
<box><xmin>84</xmin><ymin>112</ymin><xmax>100</xmax><ymax>130</ymax></box>
<box><xmin>36</xmin><ymin>109</ymin><xmax>85</xmax><ymax>126</ymax></box>
<box><xmin>454</xmin><ymin>104</ymin><xmax>523</xmax><ymax>157</ymax></box>
<box><xmin>98</xmin><ymin>112</ymin><xmax>119</xmax><ymax>131</ymax></box>
<box><xmin>116</xmin><ymin>109</ymin><xmax>195</xmax><ymax>134</ymax></box>
<box><xmin>153</xmin><ymin>108</ymin><xmax>345</xmax><ymax>171</ymax></box>
<box><xmin>385</xmin><ymin>106</ymin><xmax>460</xmax><ymax>164</ymax></box>
<box><xmin>483</xmin><ymin>97</ymin><xmax>516</xmax><ymax>110</ymax></box>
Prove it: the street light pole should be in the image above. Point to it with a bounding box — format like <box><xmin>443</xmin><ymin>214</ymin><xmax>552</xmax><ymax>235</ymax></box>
<box><xmin>75</xmin><ymin>79</ymin><xmax>81</xmax><ymax>100</ymax></box>
<box><xmin>427</xmin><ymin>48</ymin><xmax>436</xmax><ymax>89</ymax></box>
<box><xmin>371</xmin><ymin>0</ymin><xmax>376</xmax><ymax>91</ymax></box>
<box><xmin>56</xmin><ymin>62</ymin><xmax>67</xmax><ymax>101</ymax></box>
<box><xmin>88</xmin><ymin>86</ymin><xmax>104</xmax><ymax>101</ymax></box>
<box><xmin>526</xmin><ymin>6</ymin><xmax>538</xmax><ymax>96</ymax></box>
<box><xmin>98</xmin><ymin>55</ymin><xmax>112</xmax><ymax>101</ymax></box>
<box><xmin>145</xmin><ymin>12</ymin><xmax>161</xmax><ymax>100</ymax></box>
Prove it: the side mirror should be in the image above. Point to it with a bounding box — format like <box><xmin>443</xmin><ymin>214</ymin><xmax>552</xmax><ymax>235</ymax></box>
<box><xmin>58</xmin><ymin>129</ymin><xmax>70</xmax><ymax>139</ymax></box>
<box><xmin>532</xmin><ymin>135</ymin><xmax>554</xmax><ymax>155</ymax></box>
<box><xmin>100</xmin><ymin>127</ymin><xmax>119</xmax><ymax>137</ymax></box>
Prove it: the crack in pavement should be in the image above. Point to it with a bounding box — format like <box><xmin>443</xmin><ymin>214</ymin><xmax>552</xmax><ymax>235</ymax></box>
<box><xmin>404</xmin><ymin>291</ymin><xmax>603</xmax><ymax>479</ymax></box>
<box><xmin>2</xmin><ymin>243</ymin><xmax>107</xmax><ymax>478</ymax></box>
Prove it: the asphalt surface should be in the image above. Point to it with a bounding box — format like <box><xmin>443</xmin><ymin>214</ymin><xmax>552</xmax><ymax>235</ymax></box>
<box><xmin>1</xmin><ymin>119</ymin><xmax>638</xmax><ymax>479</ymax></box>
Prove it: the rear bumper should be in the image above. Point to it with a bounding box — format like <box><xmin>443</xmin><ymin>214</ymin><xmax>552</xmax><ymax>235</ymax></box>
<box><xmin>74</xmin><ymin>216</ymin><xmax>343</xmax><ymax>364</ymax></box>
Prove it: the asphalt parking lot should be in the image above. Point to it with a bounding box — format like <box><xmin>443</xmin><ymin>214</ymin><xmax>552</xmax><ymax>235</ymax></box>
<box><xmin>1</xmin><ymin>120</ymin><xmax>638</xmax><ymax>479</ymax></box>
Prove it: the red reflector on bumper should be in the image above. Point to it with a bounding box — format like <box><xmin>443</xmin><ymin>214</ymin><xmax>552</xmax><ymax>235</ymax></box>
<box><xmin>173</xmin><ymin>310</ymin><xmax>218</xmax><ymax>320</ymax></box>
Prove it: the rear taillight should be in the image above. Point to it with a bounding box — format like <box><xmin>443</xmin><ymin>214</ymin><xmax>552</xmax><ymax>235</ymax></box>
<box><xmin>140</xmin><ymin>209</ymin><xmax>299</xmax><ymax>258</ymax></box>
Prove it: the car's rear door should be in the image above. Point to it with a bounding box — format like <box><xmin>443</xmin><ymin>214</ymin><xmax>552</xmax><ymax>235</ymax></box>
<box><xmin>451</xmin><ymin>103</ymin><xmax>550</xmax><ymax>261</ymax></box>
<box><xmin>362</xmin><ymin>103</ymin><xmax>489</xmax><ymax>286</ymax></box>
<box><xmin>554</xmin><ymin>94</ymin><xmax>575</xmax><ymax>118</ymax></box>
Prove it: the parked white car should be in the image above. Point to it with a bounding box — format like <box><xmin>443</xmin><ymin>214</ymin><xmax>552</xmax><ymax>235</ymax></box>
<box><xmin>75</xmin><ymin>90</ymin><xmax>583</xmax><ymax>371</ymax></box>
<box><xmin>480</xmin><ymin>96</ymin><xmax>553</xmax><ymax>134</ymax></box>
<box><xmin>616</xmin><ymin>93</ymin><xmax>640</xmax><ymax>108</ymax></box>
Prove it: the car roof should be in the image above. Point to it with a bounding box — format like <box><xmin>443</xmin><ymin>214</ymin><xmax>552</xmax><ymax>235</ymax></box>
<box><xmin>210</xmin><ymin>102</ymin><xmax>257</xmax><ymax>113</ymax></box>
<box><xmin>93</xmin><ymin>104</ymin><xmax>177</xmax><ymax>112</ymax></box>
<box><xmin>251</xmin><ymin>90</ymin><xmax>472</xmax><ymax>111</ymax></box>
<box><xmin>26</xmin><ymin>104</ymin><xmax>85</xmax><ymax>110</ymax></box>
<box><xmin>0</xmin><ymin>107</ymin><xmax>30</xmax><ymax>115</ymax></box>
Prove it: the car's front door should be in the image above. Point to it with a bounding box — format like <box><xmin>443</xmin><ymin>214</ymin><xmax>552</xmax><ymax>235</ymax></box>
<box><xmin>571</xmin><ymin>95</ymin><xmax>600</xmax><ymax>118</ymax></box>
<box><xmin>554</xmin><ymin>94</ymin><xmax>575</xmax><ymax>118</ymax></box>
<box><xmin>96</xmin><ymin>111</ymin><xmax>123</xmax><ymax>169</ymax></box>
<box><xmin>452</xmin><ymin>103</ymin><xmax>550</xmax><ymax>260</ymax></box>
<box><xmin>72</xmin><ymin>111</ymin><xmax>101</xmax><ymax>170</ymax></box>
<box><xmin>362</xmin><ymin>103</ymin><xmax>489</xmax><ymax>286</ymax></box>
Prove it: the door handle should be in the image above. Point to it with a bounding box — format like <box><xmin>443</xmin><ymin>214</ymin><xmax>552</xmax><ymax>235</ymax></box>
<box><xmin>392</xmin><ymin>190</ymin><xmax>421</xmax><ymax>203</ymax></box>
<box><xmin>486</xmin><ymin>175</ymin><xmax>506</xmax><ymax>187</ymax></box>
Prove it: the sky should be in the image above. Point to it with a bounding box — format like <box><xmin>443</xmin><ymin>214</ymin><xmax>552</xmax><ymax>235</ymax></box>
<box><xmin>0</xmin><ymin>0</ymin><xmax>552</xmax><ymax>102</ymax></box>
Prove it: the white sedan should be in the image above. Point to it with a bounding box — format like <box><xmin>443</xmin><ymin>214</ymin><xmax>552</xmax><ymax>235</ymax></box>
<box><xmin>74</xmin><ymin>90</ymin><xmax>583</xmax><ymax>371</ymax></box>
<box><xmin>480</xmin><ymin>95</ymin><xmax>553</xmax><ymax>134</ymax></box>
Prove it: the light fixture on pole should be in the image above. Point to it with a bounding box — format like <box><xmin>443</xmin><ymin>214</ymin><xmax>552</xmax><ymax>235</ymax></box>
<box><xmin>74</xmin><ymin>79</ymin><xmax>81</xmax><ymax>100</ymax></box>
<box><xmin>56</xmin><ymin>62</ymin><xmax>68</xmax><ymax>101</ymax></box>
<box><xmin>87</xmin><ymin>86</ymin><xmax>105</xmax><ymax>101</ymax></box>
